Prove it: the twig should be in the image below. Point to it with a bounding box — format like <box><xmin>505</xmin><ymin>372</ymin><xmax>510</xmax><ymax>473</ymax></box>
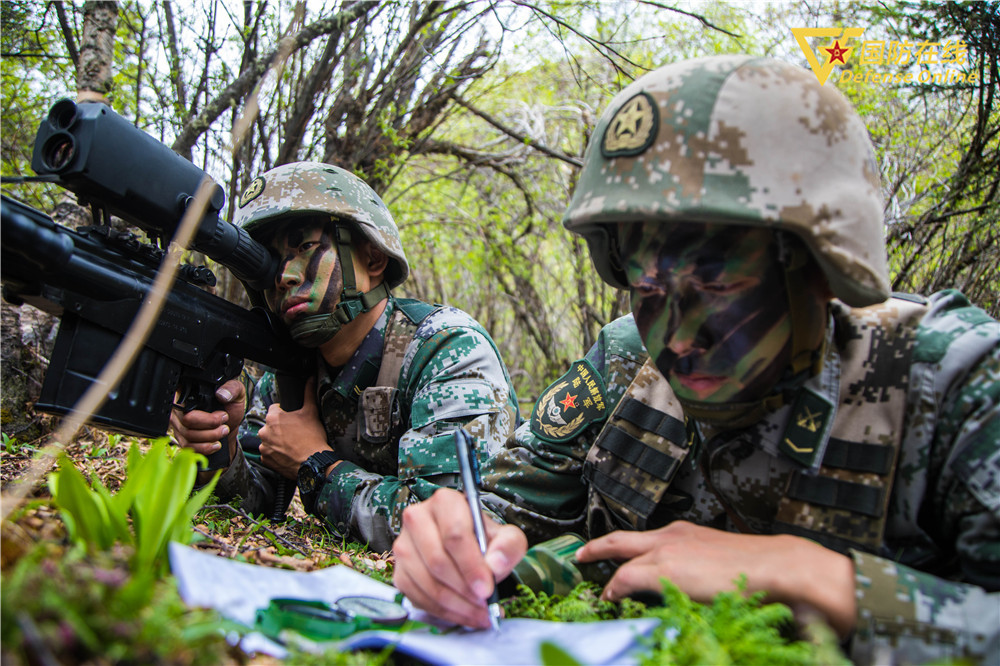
<box><xmin>637</xmin><ymin>1</ymin><xmax>742</xmax><ymax>39</ymax></box>
<box><xmin>192</xmin><ymin>526</ymin><xmax>236</xmax><ymax>557</ymax></box>
<box><xmin>200</xmin><ymin>503</ymin><xmax>309</xmax><ymax>557</ymax></box>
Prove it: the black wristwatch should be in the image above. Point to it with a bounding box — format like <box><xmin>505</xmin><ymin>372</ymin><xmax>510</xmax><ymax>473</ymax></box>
<box><xmin>297</xmin><ymin>450</ymin><xmax>339</xmax><ymax>514</ymax></box>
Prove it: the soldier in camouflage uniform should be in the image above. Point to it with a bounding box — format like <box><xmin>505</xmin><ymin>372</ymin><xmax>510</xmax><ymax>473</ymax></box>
<box><xmin>170</xmin><ymin>162</ymin><xmax>519</xmax><ymax>553</ymax></box>
<box><xmin>392</xmin><ymin>56</ymin><xmax>1000</xmax><ymax>663</ymax></box>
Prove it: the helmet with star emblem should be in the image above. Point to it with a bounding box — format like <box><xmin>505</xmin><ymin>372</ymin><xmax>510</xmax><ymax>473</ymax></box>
<box><xmin>234</xmin><ymin>161</ymin><xmax>409</xmax><ymax>289</ymax></box>
<box><xmin>562</xmin><ymin>55</ymin><xmax>890</xmax><ymax>307</ymax></box>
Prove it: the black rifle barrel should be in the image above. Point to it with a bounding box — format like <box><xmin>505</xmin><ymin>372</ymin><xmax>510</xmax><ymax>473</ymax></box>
<box><xmin>0</xmin><ymin>195</ymin><xmax>301</xmax><ymax>374</ymax></box>
<box><xmin>2</xmin><ymin>196</ymin><xmax>145</xmax><ymax>300</ymax></box>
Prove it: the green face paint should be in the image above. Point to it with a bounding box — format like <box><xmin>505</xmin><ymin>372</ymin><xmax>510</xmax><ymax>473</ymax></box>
<box><xmin>619</xmin><ymin>221</ymin><xmax>792</xmax><ymax>405</ymax></box>
<box><xmin>265</xmin><ymin>218</ymin><xmax>344</xmax><ymax>327</ymax></box>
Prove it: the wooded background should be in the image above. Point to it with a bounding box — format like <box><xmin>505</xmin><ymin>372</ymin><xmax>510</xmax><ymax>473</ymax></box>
<box><xmin>2</xmin><ymin>0</ymin><xmax>997</xmax><ymax>436</ymax></box>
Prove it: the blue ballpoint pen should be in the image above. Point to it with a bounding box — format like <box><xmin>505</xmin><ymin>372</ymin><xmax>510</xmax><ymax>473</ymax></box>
<box><xmin>454</xmin><ymin>429</ymin><xmax>502</xmax><ymax>631</ymax></box>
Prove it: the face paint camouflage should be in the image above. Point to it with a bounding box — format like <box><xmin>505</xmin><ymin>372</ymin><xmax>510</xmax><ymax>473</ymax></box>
<box><xmin>232</xmin><ymin>162</ymin><xmax>403</xmax><ymax>348</ymax></box>
<box><xmin>266</xmin><ymin>219</ymin><xmax>345</xmax><ymax>326</ymax></box>
<box><xmin>620</xmin><ymin>222</ymin><xmax>792</xmax><ymax>404</ymax></box>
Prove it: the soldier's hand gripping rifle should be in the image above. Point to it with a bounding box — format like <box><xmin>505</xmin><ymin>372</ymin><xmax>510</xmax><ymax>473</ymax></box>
<box><xmin>1</xmin><ymin>99</ymin><xmax>311</xmax><ymax>476</ymax></box>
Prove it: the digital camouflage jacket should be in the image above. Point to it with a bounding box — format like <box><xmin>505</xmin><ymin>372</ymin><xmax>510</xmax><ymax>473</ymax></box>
<box><xmin>480</xmin><ymin>290</ymin><xmax>999</xmax><ymax>664</ymax></box>
<box><xmin>215</xmin><ymin>296</ymin><xmax>520</xmax><ymax>553</ymax></box>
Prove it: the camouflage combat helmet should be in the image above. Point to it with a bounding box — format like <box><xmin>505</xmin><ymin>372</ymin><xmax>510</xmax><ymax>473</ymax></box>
<box><xmin>235</xmin><ymin>162</ymin><xmax>409</xmax><ymax>347</ymax></box>
<box><xmin>562</xmin><ymin>54</ymin><xmax>890</xmax><ymax>308</ymax></box>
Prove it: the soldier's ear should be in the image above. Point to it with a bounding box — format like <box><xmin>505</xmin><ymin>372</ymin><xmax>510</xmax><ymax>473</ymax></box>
<box><xmin>362</xmin><ymin>241</ymin><xmax>388</xmax><ymax>278</ymax></box>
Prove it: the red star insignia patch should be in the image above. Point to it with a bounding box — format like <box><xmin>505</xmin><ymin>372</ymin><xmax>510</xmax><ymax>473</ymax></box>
<box><xmin>559</xmin><ymin>393</ymin><xmax>578</xmax><ymax>410</ymax></box>
<box><xmin>530</xmin><ymin>360</ymin><xmax>608</xmax><ymax>442</ymax></box>
<box><xmin>824</xmin><ymin>40</ymin><xmax>850</xmax><ymax>65</ymax></box>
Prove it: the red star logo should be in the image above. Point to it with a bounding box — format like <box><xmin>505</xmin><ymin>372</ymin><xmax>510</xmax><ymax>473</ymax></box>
<box><xmin>559</xmin><ymin>393</ymin><xmax>578</xmax><ymax>410</ymax></box>
<box><xmin>824</xmin><ymin>40</ymin><xmax>851</xmax><ymax>65</ymax></box>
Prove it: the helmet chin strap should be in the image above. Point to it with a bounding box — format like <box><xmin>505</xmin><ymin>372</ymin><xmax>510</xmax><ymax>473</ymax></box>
<box><xmin>673</xmin><ymin>233</ymin><xmax>826</xmax><ymax>429</ymax></box>
<box><xmin>288</xmin><ymin>225</ymin><xmax>390</xmax><ymax>348</ymax></box>
<box><xmin>776</xmin><ymin>231</ymin><xmax>824</xmax><ymax>383</ymax></box>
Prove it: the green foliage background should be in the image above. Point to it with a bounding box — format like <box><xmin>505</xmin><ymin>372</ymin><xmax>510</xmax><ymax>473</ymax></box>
<box><xmin>2</xmin><ymin>1</ymin><xmax>996</xmax><ymax>402</ymax></box>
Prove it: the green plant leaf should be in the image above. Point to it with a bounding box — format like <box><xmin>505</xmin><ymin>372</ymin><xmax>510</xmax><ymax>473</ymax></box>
<box><xmin>133</xmin><ymin>442</ymin><xmax>191</xmax><ymax>572</ymax></box>
<box><xmin>540</xmin><ymin>641</ymin><xmax>582</xmax><ymax>666</ymax></box>
<box><xmin>111</xmin><ymin>441</ymin><xmax>150</xmax><ymax>514</ymax></box>
<box><xmin>50</xmin><ymin>457</ymin><xmax>115</xmax><ymax>550</ymax></box>
<box><xmin>128</xmin><ymin>440</ymin><xmax>208</xmax><ymax>574</ymax></box>
<box><xmin>172</xmin><ymin>462</ymin><xmax>219</xmax><ymax>545</ymax></box>
<box><xmin>91</xmin><ymin>473</ymin><xmax>134</xmax><ymax>546</ymax></box>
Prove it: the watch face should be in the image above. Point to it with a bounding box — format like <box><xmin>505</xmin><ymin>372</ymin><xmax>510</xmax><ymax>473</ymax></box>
<box><xmin>298</xmin><ymin>453</ymin><xmax>336</xmax><ymax>513</ymax></box>
<box><xmin>306</xmin><ymin>464</ymin><xmax>322</xmax><ymax>488</ymax></box>
<box><xmin>335</xmin><ymin>595</ymin><xmax>408</xmax><ymax>626</ymax></box>
<box><xmin>298</xmin><ymin>462</ymin><xmax>321</xmax><ymax>493</ymax></box>
<box><xmin>299</xmin><ymin>452</ymin><xmax>336</xmax><ymax>492</ymax></box>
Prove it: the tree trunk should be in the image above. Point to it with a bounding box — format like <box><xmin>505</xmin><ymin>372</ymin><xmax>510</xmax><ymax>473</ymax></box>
<box><xmin>0</xmin><ymin>303</ymin><xmax>54</xmax><ymax>443</ymax></box>
<box><xmin>76</xmin><ymin>1</ymin><xmax>119</xmax><ymax>104</ymax></box>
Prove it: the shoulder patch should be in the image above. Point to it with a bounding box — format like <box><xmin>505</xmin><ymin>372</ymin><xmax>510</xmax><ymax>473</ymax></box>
<box><xmin>530</xmin><ymin>359</ymin><xmax>608</xmax><ymax>442</ymax></box>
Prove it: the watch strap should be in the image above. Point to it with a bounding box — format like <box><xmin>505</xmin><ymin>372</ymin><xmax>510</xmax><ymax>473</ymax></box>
<box><xmin>304</xmin><ymin>450</ymin><xmax>339</xmax><ymax>473</ymax></box>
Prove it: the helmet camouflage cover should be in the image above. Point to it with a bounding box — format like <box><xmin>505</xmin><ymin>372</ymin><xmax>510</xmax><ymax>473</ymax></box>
<box><xmin>234</xmin><ymin>161</ymin><xmax>409</xmax><ymax>289</ymax></box>
<box><xmin>563</xmin><ymin>55</ymin><xmax>890</xmax><ymax>307</ymax></box>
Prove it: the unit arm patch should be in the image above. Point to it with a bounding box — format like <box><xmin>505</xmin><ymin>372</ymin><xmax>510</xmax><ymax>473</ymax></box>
<box><xmin>530</xmin><ymin>359</ymin><xmax>609</xmax><ymax>443</ymax></box>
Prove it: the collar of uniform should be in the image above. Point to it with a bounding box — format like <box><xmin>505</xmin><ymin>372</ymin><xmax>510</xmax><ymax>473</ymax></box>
<box><xmin>316</xmin><ymin>297</ymin><xmax>394</xmax><ymax>400</ymax></box>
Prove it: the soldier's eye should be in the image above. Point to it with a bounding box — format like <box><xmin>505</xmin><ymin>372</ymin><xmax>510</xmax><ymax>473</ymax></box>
<box><xmin>697</xmin><ymin>278</ymin><xmax>754</xmax><ymax>294</ymax></box>
<box><xmin>631</xmin><ymin>279</ymin><xmax>665</xmax><ymax>297</ymax></box>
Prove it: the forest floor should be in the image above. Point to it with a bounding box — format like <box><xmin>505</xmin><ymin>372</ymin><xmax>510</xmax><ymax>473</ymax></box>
<box><xmin>0</xmin><ymin>420</ymin><xmax>848</xmax><ymax>666</ymax></box>
<box><xmin>1</xmin><ymin>424</ymin><xmax>394</xmax><ymax>664</ymax></box>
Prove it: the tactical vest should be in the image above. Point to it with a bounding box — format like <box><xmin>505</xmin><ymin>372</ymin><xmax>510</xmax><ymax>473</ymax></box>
<box><xmin>582</xmin><ymin>297</ymin><xmax>930</xmax><ymax>556</ymax></box>
<box><xmin>320</xmin><ymin>299</ymin><xmax>440</xmax><ymax>473</ymax></box>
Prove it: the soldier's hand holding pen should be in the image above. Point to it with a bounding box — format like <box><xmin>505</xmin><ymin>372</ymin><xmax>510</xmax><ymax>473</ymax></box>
<box><xmin>392</xmin><ymin>487</ymin><xmax>528</xmax><ymax>629</ymax></box>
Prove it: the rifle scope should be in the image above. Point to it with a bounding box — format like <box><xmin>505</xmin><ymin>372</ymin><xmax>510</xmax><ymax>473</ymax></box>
<box><xmin>31</xmin><ymin>99</ymin><xmax>276</xmax><ymax>291</ymax></box>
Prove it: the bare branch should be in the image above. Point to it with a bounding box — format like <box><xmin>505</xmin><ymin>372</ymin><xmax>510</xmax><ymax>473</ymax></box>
<box><xmin>511</xmin><ymin>0</ymin><xmax>645</xmax><ymax>78</ymax></box>
<box><xmin>75</xmin><ymin>0</ymin><xmax>119</xmax><ymax>103</ymax></box>
<box><xmin>276</xmin><ymin>31</ymin><xmax>342</xmax><ymax>164</ymax></box>
<box><xmin>636</xmin><ymin>1</ymin><xmax>742</xmax><ymax>39</ymax></box>
<box><xmin>171</xmin><ymin>1</ymin><xmax>376</xmax><ymax>157</ymax></box>
<box><xmin>53</xmin><ymin>1</ymin><xmax>79</xmax><ymax>68</ymax></box>
<box><xmin>452</xmin><ymin>95</ymin><xmax>583</xmax><ymax>168</ymax></box>
<box><xmin>160</xmin><ymin>1</ymin><xmax>187</xmax><ymax>113</ymax></box>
